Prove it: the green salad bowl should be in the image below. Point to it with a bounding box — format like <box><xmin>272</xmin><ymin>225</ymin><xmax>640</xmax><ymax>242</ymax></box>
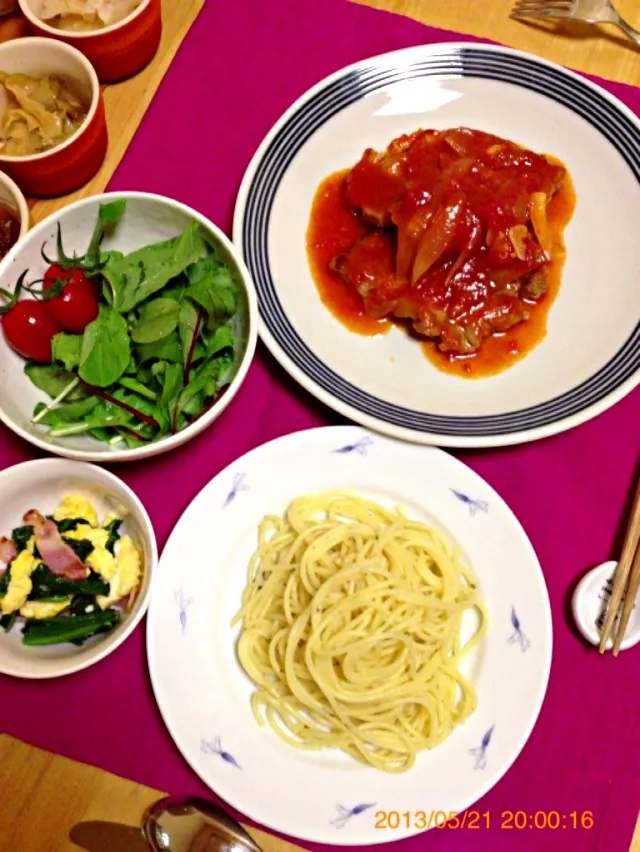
<box><xmin>0</xmin><ymin>192</ymin><xmax>258</xmax><ymax>462</ymax></box>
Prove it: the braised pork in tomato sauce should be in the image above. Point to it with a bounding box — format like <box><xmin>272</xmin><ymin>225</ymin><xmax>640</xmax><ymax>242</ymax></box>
<box><xmin>306</xmin><ymin>127</ymin><xmax>575</xmax><ymax>378</ymax></box>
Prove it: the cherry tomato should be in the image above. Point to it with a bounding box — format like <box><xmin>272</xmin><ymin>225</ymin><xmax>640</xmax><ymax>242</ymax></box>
<box><xmin>2</xmin><ymin>300</ymin><xmax>61</xmax><ymax>363</ymax></box>
<box><xmin>43</xmin><ymin>265</ymin><xmax>100</xmax><ymax>334</ymax></box>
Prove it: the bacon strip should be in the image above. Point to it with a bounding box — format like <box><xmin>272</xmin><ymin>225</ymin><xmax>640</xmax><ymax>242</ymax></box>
<box><xmin>0</xmin><ymin>536</ymin><xmax>16</xmax><ymax>565</ymax></box>
<box><xmin>23</xmin><ymin>509</ymin><xmax>88</xmax><ymax>581</ymax></box>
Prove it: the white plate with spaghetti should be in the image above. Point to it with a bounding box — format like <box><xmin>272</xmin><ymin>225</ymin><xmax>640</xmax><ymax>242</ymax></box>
<box><xmin>146</xmin><ymin>425</ymin><xmax>552</xmax><ymax>845</ymax></box>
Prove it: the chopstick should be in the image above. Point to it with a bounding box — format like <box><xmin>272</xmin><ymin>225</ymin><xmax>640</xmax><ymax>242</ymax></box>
<box><xmin>599</xmin><ymin>473</ymin><xmax>640</xmax><ymax>654</ymax></box>
<box><xmin>612</xmin><ymin>543</ymin><xmax>640</xmax><ymax>655</ymax></box>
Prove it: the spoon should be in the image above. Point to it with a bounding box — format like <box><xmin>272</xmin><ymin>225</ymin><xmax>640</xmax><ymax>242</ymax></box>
<box><xmin>572</xmin><ymin>560</ymin><xmax>640</xmax><ymax>652</ymax></box>
<box><xmin>142</xmin><ymin>796</ymin><xmax>263</xmax><ymax>852</ymax></box>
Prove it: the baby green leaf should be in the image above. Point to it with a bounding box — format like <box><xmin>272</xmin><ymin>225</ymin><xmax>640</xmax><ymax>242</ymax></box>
<box><xmin>84</xmin><ymin>199</ymin><xmax>127</xmax><ymax>269</ymax></box>
<box><xmin>47</xmin><ymin>400</ymin><xmax>133</xmax><ymax>438</ymax></box>
<box><xmin>51</xmin><ymin>332</ymin><xmax>82</xmax><ymax>371</ymax></box>
<box><xmin>118</xmin><ymin>376</ymin><xmax>157</xmax><ymax>401</ymax></box>
<box><xmin>136</xmin><ymin>331</ymin><xmax>183</xmax><ymax>364</ymax></box>
<box><xmin>190</xmin><ymin>341</ymin><xmax>207</xmax><ymax>366</ymax></box>
<box><xmin>186</xmin><ymin>255</ymin><xmax>238</xmax><ymax>324</ymax></box>
<box><xmin>174</xmin><ymin>359</ymin><xmax>220</xmax><ymax>416</ymax></box>
<box><xmin>36</xmin><ymin>397</ymin><xmax>100</xmax><ymax>426</ymax></box>
<box><xmin>111</xmin><ymin>387</ymin><xmax>168</xmax><ymax>433</ymax></box>
<box><xmin>160</xmin><ymin>363</ymin><xmax>184</xmax><ymax>431</ymax></box>
<box><xmin>211</xmin><ymin>350</ymin><xmax>233</xmax><ymax>381</ymax></box>
<box><xmin>178</xmin><ymin>299</ymin><xmax>200</xmax><ymax>365</ymax></box>
<box><xmin>25</xmin><ymin>364</ymin><xmax>87</xmax><ymax>400</ymax></box>
<box><xmin>207</xmin><ymin>322</ymin><xmax>234</xmax><ymax>357</ymax></box>
<box><xmin>107</xmin><ymin>221</ymin><xmax>208</xmax><ymax>313</ymax></box>
<box><xmin>78</xmin><ymin>307</ymin><xmax>131</xmax><ymax>388</ymax></box>
<box><xmin>130</xmin><ymin>297</ymin><xmax>180</xmax><ymax>344</ymax></box>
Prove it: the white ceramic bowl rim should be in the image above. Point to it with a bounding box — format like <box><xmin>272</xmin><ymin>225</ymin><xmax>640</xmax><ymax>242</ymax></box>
<box><xmin>0</xmin><ymin>37</ymin><xmax>100</xmax><ymax>163</ymax></box>
<box><xmin>0</xmin><ymin>190</ymin><xmax>259</xmax><ymax>463</ymax></box>
<box><xmin>18</xmin><ymin>0</ymin><xmax>152</xmax><ymax>38</ymax></box>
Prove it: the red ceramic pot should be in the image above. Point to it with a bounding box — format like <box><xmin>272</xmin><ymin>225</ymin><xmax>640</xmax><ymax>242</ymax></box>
<box><xmin>0</xmin><ymin>37</ymin><xmax>108</xmax><ymax>198</ymax></box>
<box><xmin>19</xmin><ymin>0</ymin><xmax>162</xmax><ymax>83</ymax></box>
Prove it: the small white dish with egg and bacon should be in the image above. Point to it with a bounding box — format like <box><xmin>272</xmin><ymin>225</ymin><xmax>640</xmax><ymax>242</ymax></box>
<box><xmin>0</xmin><ymin>458</ymin><xmax>156</xmax><ymax>678</ymax></box>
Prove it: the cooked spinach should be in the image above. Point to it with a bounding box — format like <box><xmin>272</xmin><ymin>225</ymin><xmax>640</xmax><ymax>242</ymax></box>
<box><xmin>104</xmin><ymin>518</ymin><xmax>122</xmax><ymax>554</ymax></box>
<box><xmin>55</xmin><ymin>518</ymin><xmax>85</xmax><ymax>533</ymax></box>
<box><xmin>69</xmin><ymin>595</ymin><xmax>99</xmax><ymax>616</ymax></box>
<box><xmin>12</xmin><ymin>525</ymin><xmax>33</xmax><ymax>554</ymax></box>
<box><xmin>21</xmin><ymin>610</ymin><xmax>120</xmax><ymax>646</ymax></box>
<box><xmin>0</xmin><ymin>612</ymin><xmax>16</xmax><ymax>632</ymax></box>
<box><xmin>30</xmin><ymin>564</ymin><xmax>108</xmax><ymax>599</ymax></box>
<box><xmin>62</xmin><ymin>538</ymin><xmax>94</xmax><ymax>561</ymax></box>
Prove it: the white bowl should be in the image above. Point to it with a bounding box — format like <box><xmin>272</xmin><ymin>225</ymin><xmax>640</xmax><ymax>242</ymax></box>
<box><xmin>0</xmin><ymin>458</ymin><xmax>157</xmax><ymax>679</ymax></box>
<box><xmin>0</xmin><ymin>192</ymin><xmax>258</xmax><ymax>461</ymax></box>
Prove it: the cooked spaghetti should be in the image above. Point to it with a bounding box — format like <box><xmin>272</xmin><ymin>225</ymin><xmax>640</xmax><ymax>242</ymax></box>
<box><xmin>231</xmin><ymin>492</ymin><xmax>487</xmax><ymax>773</ymax></box>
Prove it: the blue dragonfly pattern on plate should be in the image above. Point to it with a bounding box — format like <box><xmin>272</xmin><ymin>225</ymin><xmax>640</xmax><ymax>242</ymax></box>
<box><xmin>450</xmin><ymin>489</ymin><xmax>489</xmax><ymax>517</ymax></box>
<box><xmin>174</xmin><ymin>589</ymin><xmax>193</xmax><ymax>635</ymax></box>
<box><xmin>469</xmin><ymin>725</ymin><xmax>494</xmax><ymax>770</ymax></box>
<box><xmin>508</xmin><ymin>606</ymin><xmax>531</xmax><ymax>651</ymax></box>
<box><xmin>222</xmin><ymin>472</ymin><xmax>249</xmax><ymax>508</ymax></box>
<box><xmin>330</xmin><ymin>802</ymin><xmax>377</xmax><ymax>828</ymax></box>
<box><xmin>201</xmin><ymin>736</ymin><xmax>241</xmax><ymax>769</ymax></box>
<box><xmin>332</xmin><ymin>436</ymin><xmax>373</xmax><ymax>456</ymax></box>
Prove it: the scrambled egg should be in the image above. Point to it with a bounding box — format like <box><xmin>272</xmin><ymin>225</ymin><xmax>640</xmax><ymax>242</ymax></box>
<box><xmin>0</xmin><ymin>495</ymin><xmax>143</xmax><ymax>620</ymax></box>
<box><xmin>64</xmin><ymin>524</ymin><xmax>116</xmax><ymax>580</ymax></box>
<box><xmin>20</xmin><ymin>598</ymin><xmax>71</xmax><ymax>619</ymax></box>
<box><xmin>103</xmin><ymin>511</ymin><xmax>120</xmax><ymax>528</ymax></box>
<box><xmin>1</xmin><ymin>549</ymin><xmax>38</xmax><ymax>615</ymax></box>
<box><xmin>97</xmin><ymin>536</ymin><xmax>142</xmax><ymax>610</ymax></box>
<box><xmin>54</xmin><ymin>495</ymin><xmax>99</xmax><ymax>527</ymax></box>
<box><xmin>62</xmin><ymin>510</ymin><xmax>142</xmax><ymax>607</ymax></box>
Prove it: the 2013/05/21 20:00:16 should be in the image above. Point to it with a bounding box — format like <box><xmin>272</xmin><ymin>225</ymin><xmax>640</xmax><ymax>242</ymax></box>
<box><xmin>373</xmin><ymin>810</ymin><xmax>595</xmax><ymax>830</ymax></box>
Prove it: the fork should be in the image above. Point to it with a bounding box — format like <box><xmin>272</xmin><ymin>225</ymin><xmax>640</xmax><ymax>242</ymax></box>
<box><xmin>511</xmin><ymin>0</ymin><xmax>640</xmax><ymax>45</ymax></box>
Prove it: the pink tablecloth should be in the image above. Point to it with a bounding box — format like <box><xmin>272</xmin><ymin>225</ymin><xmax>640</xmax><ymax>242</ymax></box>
<box><xmin>1</xmin><ymin>2</ymin><xmax>639</xmax><ymax>851</ymax></box>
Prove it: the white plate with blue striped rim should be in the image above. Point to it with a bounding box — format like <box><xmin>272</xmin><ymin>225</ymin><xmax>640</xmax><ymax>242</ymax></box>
<box><xmin>233</xmin><ymin>42</ymin><xmax>640</xmax><ymax>448</ymax></box>
<box><xmin>146</xmin><ymin>425</ymin><xmax>552</xmax><ymax>845</ymax></box>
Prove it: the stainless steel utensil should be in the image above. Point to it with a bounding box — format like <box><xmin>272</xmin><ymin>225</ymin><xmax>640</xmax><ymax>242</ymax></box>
<box><xmin>142</xmin><ymin>796</ymin><xmax>263</xmax><ymax>852</ymax></box>
<box><xmin>511</xmin><ymin>0</ymin><xmax>640</xmax><ymax>45</ymax></box>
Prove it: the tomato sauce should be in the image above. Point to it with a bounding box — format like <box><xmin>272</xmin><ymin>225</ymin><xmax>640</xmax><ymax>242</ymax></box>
<box><xmin>306</xmin><ymin>159</ymin><xmax>575</xmax><ymax>379</ymax></box>
<box><xmin>424</xmin><ymin>168</ymin><xmax>575</xmax><ymax>378</ymax></box>
<box><xmin>306</xmin><ymin>169</ymin><xmax>392</xmax><ymax>337</ymax></box>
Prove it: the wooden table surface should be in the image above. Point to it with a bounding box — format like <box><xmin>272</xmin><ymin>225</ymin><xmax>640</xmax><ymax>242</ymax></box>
<box><xmin>0</xmin><ymin>0</ymin><xmax>205</xmax><ymax>225</ymax></box>
<box><xmin>0</xmin><ymin>735</ymin><xmax>305</xmax><ymax>852</ymax></box>
<box><xmin>357</xmin><ymin>0</ymin><xmax>640</xmax><ymax>86</ymax></box>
